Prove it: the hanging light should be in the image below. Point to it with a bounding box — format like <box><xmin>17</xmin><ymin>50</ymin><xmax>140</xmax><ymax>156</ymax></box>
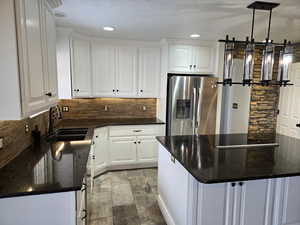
<box><xmin>243</xmin><ymin>38</ymin><xmax>255</xmax><ymax>85</ymax></box>
<box><xmin>217</xmin><ymin>1</ymin><xmax>293</xmax><ymax>87</ymax></box>
<box><xmin>223</xmin><ymin>36</ymin><xmax>235</xmax><ymax>85</ymax></box>
<box><xmin>278</xmin><ymin>42</ymin><xmax>293</xmax><ymax>86</ymax></box>
<box><xmin>261</xmin><ymin>42</ymin><xmax>275</xmax><ymax>85</ymax></box>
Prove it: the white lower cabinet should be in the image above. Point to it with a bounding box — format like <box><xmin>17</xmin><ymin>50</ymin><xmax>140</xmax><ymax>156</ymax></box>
<box><xmin>158</xmin><ymin>143</ymin><xmax>300</xmax><ymax>225</ymax></box>
<box><xmin>109</xmin><ymin>136</ymin><xmax>137</xmax><ymax>165</ymax></box>
<box><xmin>91</xmin><ymin>125</ymin><xmax>164</xmax><ymax>177</ymax></box>
<box><xmin>136</xmin><ymin>136</ymin><xmax>158</xmax><ymax>163</ymax></box>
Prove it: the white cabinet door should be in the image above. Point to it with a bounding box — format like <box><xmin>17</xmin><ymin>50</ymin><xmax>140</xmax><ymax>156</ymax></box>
<box><xmin>193</xmin><ymin>46</ymin><xmax>215</xmax><ymax>74</ymax></box>
<box><xmin>109</xmin><ymin>136</ymin><xmax>137</xmax><ymax>165</ymax></box>
<box><xmin>138</xmin><ymin>47</ymin><xmax>160</xmax><ymax>97</ymax></box>
<box><xmin>158</xmin><ymin>144</ymin><xmax>189</xmax><ymax>225</ymax></box>
<box><xmin>239</xmin><ymin>179</ymin><xmax>275</xmax><ymax>225</ymax></box>
<box><xmin>136</xmin><ymin>136</ymin><xmax>158</xmax><ymax>163</ymax></box>
<box><xmin>19</xmin><ymin>0</ymin><xmax>47</xmax><ymax>114</ymax></box>
<box><xmin>197</xmin><ymin>183</ymin><xmax>231</xmax><ymax>225</ymax></box>
<box><xmin>93</xmin><ymin>128</ymin><xmax>109</xmax><ymax>174</ymax></box>
<box><xmin>92</xmin><ymin>44</ymin><xmax>116</xmax><ymax>97</ymax></box>
<box><xmin>43</xmin><ymin>3</ymin><xmax>58</xmax><ymax>104</ymax></box>
<box><xmin>116</xmin><ymin>47</ymin><xmax>137</xmax><ymax>97</ymax></box>
<box><xmin>169</xmin><ymin>45</ymin><xmax>193</xmax><ymax>72</ymax></box>
<box><xmin>274</xmin><ymin>176</ymin><xmax>300</xmax><ymax>225</ymax></box>
<box><xmin>72</xmin><ymin>39</ymin><xmax>92</xmax><ymax>97</ymax></box>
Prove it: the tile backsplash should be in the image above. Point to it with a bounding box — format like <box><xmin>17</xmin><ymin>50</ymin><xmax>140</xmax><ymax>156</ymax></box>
<box><xmin>59</xmin><ymin>98</ymin><xmax>157</xmax><ymax>119</ymax></box>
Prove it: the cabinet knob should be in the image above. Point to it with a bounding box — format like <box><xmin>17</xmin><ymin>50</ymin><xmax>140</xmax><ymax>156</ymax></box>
<box><xmin>239</xmin><ymin>182</ymin><xmax>244</xmax><ymax>186</ymax></box>
<box><xmin>189</xmin><ymin>65</ymin><xmax>192</xmax><ymax>70</ymax></box>
<box><xmin>140</xmin><ymin>90</ymin><xmax>143</xmax><ymax>92</ymax></box>
<box><xmin>296</xmin><ymin>124</ymin><xmax>300</xmax><ymax>128</ymax></box>
<box><xmin>95</xmin><ymin>136</ymin><xmax>98</xmax><ymax>138</ymax></box>
<box><xmin>45</xmin><ymin>92</ymin><xmax>52</xmax><ymax>97</ymax></box>
<box><xmin>138</xmin><ymin>141</ymin><xmax>141</xmax><ymax>144</ymax></box>
<box><xmin>113</xmin><ymin>89</ymin><xmax>115</xmax><ymax>92</ymax></box>
<box><xmin>134</xmin><ymin>141</ymin><xmax>137</xmax><ymax>144</ymax></box>
<box><xmin>116</xmin><ymin>90</ymin><xmax>119</xmax><ymax>92</ymax></box>
<box><xmin>231</xmin><ymin>183</ymin><xmax>236</xmax><ymax>187</ymax></box>
<box><xmin>193</xmin><ymin>65</ymin><xmax>196</xmax><ymax>68</ymax></box>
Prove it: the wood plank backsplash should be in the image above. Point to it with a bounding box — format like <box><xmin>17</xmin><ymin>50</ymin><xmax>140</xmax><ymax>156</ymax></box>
<box><xmin>59</xmin><ymin>98</ymin><xmax>157</xmax><ymax>119</ymax></box>
<box><xmin>0</xmin><ymin>111</ymin><xmax>49</xmax><ymax>169</ymax></box>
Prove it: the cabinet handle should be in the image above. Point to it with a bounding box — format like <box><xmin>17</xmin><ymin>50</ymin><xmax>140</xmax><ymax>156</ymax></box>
<box><xmin>81</xmin><ymin>209</ymin><xmax>87</xmax><ymax>220</ymax></box>
<box><xmin>81</xmin><ymin>183</ymin><xmax>86</xmax><ymax>192</ymax></box>
<box><xmin>45</xmin><ymin>92</ymin><xmax>52</xmax><ymax>97</ymax></box>
<box><xmin>296</xmin><ymin>124</ymin><xmax>300</xmax><ymax>128</ymax></box>
<box><xmin>92</xmin><ymin>155</ymin><xmax>95</xmax><ymax>160</ymax></box>
<box><xmin>231</xmin><ymin>183</ymin><xmax>236</xmax><ymax>187</ymax></box>
<box><xmin>239</xmin><ymin>182</ymin><xmax>244</xmax><ymax>186</ymax></box>
<box><xmin>133</xmin><ymin>130</ymin><xmax>142</xmax><ymax>132</ymax></box>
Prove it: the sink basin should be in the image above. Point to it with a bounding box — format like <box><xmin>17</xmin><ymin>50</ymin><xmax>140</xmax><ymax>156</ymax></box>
<box><xmin>46</xmin><ymin>128</ymin><xmax>88</xmax><ymax>142</ymax></box>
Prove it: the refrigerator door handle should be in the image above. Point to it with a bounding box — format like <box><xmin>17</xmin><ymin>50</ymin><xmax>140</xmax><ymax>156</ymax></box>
<box><xmin>192</xmin><ymin>88</ymin><xmax>197</xmax><ymax>135</ymax></box>
<box><xmin>196</xmin><ymin>87</ymin><xmax>203</xmax><ymax>129</ymax></box>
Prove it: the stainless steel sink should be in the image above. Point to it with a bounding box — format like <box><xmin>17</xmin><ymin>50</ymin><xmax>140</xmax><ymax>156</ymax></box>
<box><xmin>46</xmin><ymin>128</ymin><xmax>88</xmax><ymax>141</ymax></box>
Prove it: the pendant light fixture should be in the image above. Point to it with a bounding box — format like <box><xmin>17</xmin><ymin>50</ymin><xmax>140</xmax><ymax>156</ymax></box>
<box><xmin>218</xmin><ymin>1</ymin><xmax>293</xmax><ymax>87</ymax></box>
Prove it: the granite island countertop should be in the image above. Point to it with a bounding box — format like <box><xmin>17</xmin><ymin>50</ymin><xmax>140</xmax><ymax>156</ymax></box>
<box><xmin>156</xmin><ymin>133</ymin><xmax>300</xmax><ymax>183</ymax></box>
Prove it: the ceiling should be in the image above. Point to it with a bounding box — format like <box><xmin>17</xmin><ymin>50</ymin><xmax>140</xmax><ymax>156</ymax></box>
<box><xmin>55</xmin><ymin>0</ymin><xmax>300</xmax><ymax>42</ymax></box>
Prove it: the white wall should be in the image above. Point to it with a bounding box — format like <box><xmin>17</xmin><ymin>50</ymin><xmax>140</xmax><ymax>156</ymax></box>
<box><xmin>220</xmin><ymin>59</ymin><xmax>251</xmax><ymax>134</ymax></box>
<box><xmin>56</xmin><ymin>27</ymin><xmax>73</xmax><ymax>99</ymax></box>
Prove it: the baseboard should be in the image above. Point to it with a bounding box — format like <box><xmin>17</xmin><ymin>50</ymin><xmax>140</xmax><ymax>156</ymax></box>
<box><xmin>157</xmin><ymin>194</ymin><xmax>176</xmax><ymax>225</ymax></box>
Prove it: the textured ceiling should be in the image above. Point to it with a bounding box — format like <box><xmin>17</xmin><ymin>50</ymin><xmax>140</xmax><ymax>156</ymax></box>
<box><xmin>55</xmin><ymin>0</ymin><xmax>300</xmax><ymax>42</ymax></box>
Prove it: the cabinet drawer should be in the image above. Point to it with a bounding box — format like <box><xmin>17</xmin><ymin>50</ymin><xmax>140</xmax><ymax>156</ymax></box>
<box><xmin>109</xmin><ymin>125</ymin><xmax>163</xmax><ymax>137</ymax></box>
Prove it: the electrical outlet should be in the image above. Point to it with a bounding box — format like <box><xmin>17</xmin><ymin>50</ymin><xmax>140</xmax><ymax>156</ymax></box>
<box><xmin>62</xmin><ymin>106</ymin><xmax>69</xmax><ymax>112</ymax></box>
<box><xmin>25</xmin><ymin>124</ymin><xmax>30</xmax><ymax>133</ymax></box>
<box><xmin>142</xmin><ymin>106</ymin><xmax>147</xmax><ymax>111</ymax></box>
<box><xmin>0</xmin><ymin>137</ymin><xmax>3</xmax><ymax>150</ymax></box>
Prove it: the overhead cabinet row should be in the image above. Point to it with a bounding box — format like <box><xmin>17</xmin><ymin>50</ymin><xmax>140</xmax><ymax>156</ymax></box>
<box><xmin>71</xmin><ymin>39</ymin><xmax>161</xmax><ymax>98</ymax></box>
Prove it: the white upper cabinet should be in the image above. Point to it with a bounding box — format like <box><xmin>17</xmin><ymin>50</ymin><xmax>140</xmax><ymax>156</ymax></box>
<box><xmin>169</xmin><ymin>45</ymin><xmax>193</xmax><ymax>72</ymax></box>
<box><xmin>18</xmin><ymin>0</ymin><xmax>48</xmax><ymax>113</ymax></box>
<box><xmin>70</xmin><ymin>38</ymin><xmax>161</xmax><ymax>98</ymax></box>
<box><xmin>0</xmin><ymin>0</ymin><xmax>59</xmax><ymax>119</ymax></box>
<box><xmin>42</xmin><ymin>3</ymin><xmax>58</xmax><ymax>104</ymax></box>
<box><xmin>72</xmin><ymin>39</ymin><xmax>92</xmax><ymax>97</ymax></box>
<box><xmin>138</xmin><ymin>47</ymin><xmax>161</xmax><ymax>98</ymax></box>
<box><xmin>169</xmin><ymin>43</ymin><xmax>216</xmax><ymax>74</ymax></box>
<box><xmin>92</xmin><ymin>44</ymin><xmax>116</xmax><ymax>97</ymax></box>
<box><xmin>116</xmin><ymin>46</ymin><xmax>138</xmax><ymax>97</ymax></box>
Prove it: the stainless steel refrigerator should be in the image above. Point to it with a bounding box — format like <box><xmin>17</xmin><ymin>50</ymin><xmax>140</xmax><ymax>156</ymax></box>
<box><xmin>166</xmin><ymin>74</ymin><xmax>218</xmax><ymax>136</ymax></box>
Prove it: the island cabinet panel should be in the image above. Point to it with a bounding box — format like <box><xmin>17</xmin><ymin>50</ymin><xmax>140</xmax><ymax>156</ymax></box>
<box><xmin>158</xmin><ymin>144</ymin><xmax>190</xmax><ymax>225</ymax></box>
<box><xmin>197</xmin><ymin>179</ymin><xmax>275</xmax><ymax>225</ymax></box>
<box><xmin>273</xmin><ymin>177</ymin><xmax>300</xmax><ymax>225</ymax></box>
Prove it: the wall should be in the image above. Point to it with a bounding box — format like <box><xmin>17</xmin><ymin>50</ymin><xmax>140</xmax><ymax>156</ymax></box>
<box><xmin>0</xmin><ymin>111</ymin><xmax>49</xmax><ymax>169</ymax></box>
<box><xmin>59</xmin><ymin>98</ymin><xmax>157</xmax><ymax>119</ymax></box>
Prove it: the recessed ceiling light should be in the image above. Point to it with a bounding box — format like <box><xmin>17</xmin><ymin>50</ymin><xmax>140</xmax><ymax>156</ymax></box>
<box><xmin>190</xmin><ymin>34</ymin><xmax>200</xmax><ymax>38</ymax></box>
<box><xmin>103</xmin><ymin>26</ymin><xmax>115</xmax><ymax>31</ymax></box>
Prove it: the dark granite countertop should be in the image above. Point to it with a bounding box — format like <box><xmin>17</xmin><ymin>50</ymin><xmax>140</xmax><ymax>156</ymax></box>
<box><xmin>156</xmin><ymin>134</ymin><xmax>300</xmax><ymax>184</ymax></box>
<box><xmin>0</xmin><ymin>129</ymin><xmax>93</xmax><ymax>198</ymax></box>
<box><xmin>58</xmin><ymin>118</ymin><xmax>165</xmax><ymax>129</ymax></box>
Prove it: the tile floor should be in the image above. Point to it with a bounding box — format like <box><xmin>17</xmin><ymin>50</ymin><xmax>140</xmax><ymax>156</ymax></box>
<box><xmin>87</xmin><ymin>168</ymin><xmax>166</xmax><ymax>225</ymax></box>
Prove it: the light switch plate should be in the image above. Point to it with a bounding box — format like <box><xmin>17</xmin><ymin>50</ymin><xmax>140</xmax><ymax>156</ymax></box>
<box><xmin>25</xmin><ymin>124</ymin><xmax>30</xmax><ymax>133</ymax></box>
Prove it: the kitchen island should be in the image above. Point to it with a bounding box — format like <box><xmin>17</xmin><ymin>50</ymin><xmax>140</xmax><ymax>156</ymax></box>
<box><xmin>156</xmin><ymin>134</ymin><xmax>300</xmax><ymax>225</ymax></box>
